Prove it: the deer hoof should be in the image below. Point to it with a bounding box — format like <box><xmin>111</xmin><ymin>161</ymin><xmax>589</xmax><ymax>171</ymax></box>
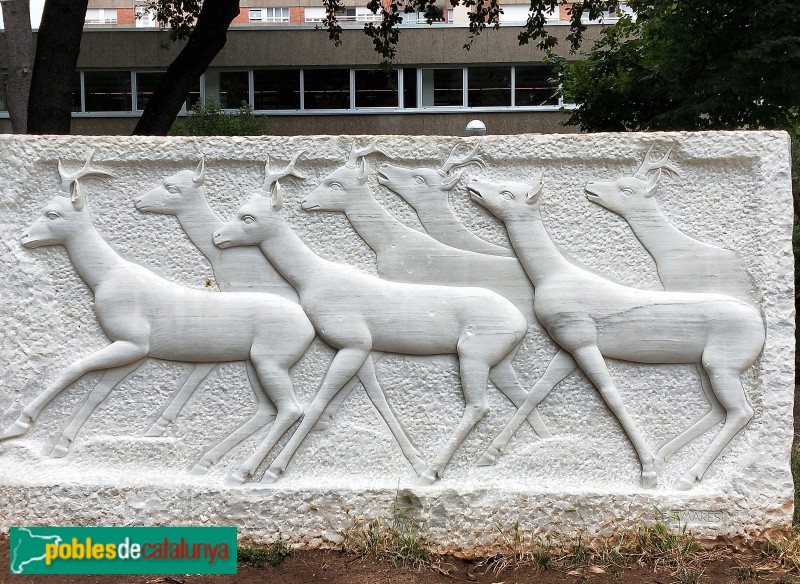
<box><xmin>188</xmin><ymin>459</ymin><xmax>212</xmax><ymax>475</ymax></box>
<box><xmin>414</xmin><ymin>469</ymin><xmax>439</xmax><ymax>486</ymax></box>
<box><xmin>50</xmin><ymin>438</ymin><xmax>71</xmax><ymax>458</ymax></box>
<box><xmin>1</xmin><ymin>419</ymin><xmax>31</xmax><ymax>441</ymax></box>
<box><xmin>312</xmin><ymin>415</ymin><xmax>333</xmax><ymax>432</ymax></box>
<box><xmin>641</xmin><ymin>471</ymin><xmax>658</xmax><ymax>489</ymax></box>
<box><xmin>143</xmin><ymin>420</ymin><xmax>169</xmax><ymax>437</ymax></box>
<box><xmin>261</xmin><ymin>469</ymin><xmax>282</xmax><ymax>484</ymax></box>
<box><xmin>676</xmin><ymin>476</ymin><xmax>698</xmax><ymax>491</ymax></box>
<box><xmin>410</xmin><ymin>458</ymin><xmax>428</xmax><ymax>476</ymax></box>
<box><xmin>475</xmin><ymin>449</ymin><xmax>498</xmax><ymax>467</ymax></box>
<box><xmin>224</xmin><ymin>471</ymin><xmax>248</xmax><ymax>486</ymax></box>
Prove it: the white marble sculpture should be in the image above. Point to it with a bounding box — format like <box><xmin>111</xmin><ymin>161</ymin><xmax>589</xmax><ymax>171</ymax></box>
<box><xmin>1</xmin><ymin>156</ymin><xmax>319</xmax><ymax>479</ymax></box>
<box><xmin>0</xmin><ymin>133</ymin><xmax>792</xmax><ymax>547</ymax></box>
<box><xmin>468</xmin><ymin>176</ymin><xmax>766</xmax><ymax>489</ymax></box>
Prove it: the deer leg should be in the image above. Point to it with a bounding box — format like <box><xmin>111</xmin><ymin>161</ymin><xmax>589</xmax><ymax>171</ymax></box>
<box><xmin>654</xmin><ymin>365</ymin><xmax>726</xmax><ymax>471</ymax></box>
<box><xmin>416</xmin><ymin>339</ymin><xmax>491</xmax><ymax>486</ymax></box>
<box><xmin>145</xmin><ymin>363</ymin><xmax>223</xmax><ymax>437</ymax></box>
<box><xmin>356</xmin><ymin>355</ymin><xmax>427</xmax><ymax>475</ymax></box>
<box><xmin>2</xmin><ymin>341</ymin><xmax>149</xmax><ymax>442</ymax></box>
<box><xmin>488</xmin><ymin>350</ymin><xmax>573</xmax><ymax>439</ymax></box>
<box><xmin>314</xmin><ymin>352</ymin><xmax>384</xmax><ymax>432</ymax></box>
<box><xmin>227</xmin><ymin>362</ymin><xmax>305</xmax><ymax>484</ymax></box>
<box><xmin>262</xmin><ymin>345</ymin><xmax>371</xmax><ymax>483</ymax></box>
<box><xmin>190</xmin><ymin>361</ymin><xmax>279</xmax><ymax>475</ymax></box>
<box><xmin>51</xmin><ymin>357</ymin><xmax>146</xmax><ymax>457</ymax></box>
<box><xmin>571</xmin><ymin>345</ymin><xmax>657</xmax><ymax>488</ymax></box>
<box><xmin>676</xmin><ymin>365</ymin><xmax>753</xmax><ymax>491</ymax></box>
<box><xmin>477</xmin><ymin>349</ymin><xmax>576</xmax><ymax>466</ymax></box>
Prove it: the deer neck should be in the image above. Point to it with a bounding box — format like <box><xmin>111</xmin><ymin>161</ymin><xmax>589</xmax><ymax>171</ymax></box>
<box><xmin>63</xmin><ymin>223</ymin><xmax>130</xmax><ymax>293</ymax></box>
<box><xmin>619</xmin><ymin>204</ymin><xmax>695</xmax><ymax>259</ymax></box>
<box><xmin>256</xmin><ymin>221</ymin><xmax>329</xmax><ymax>294</ymax></box>
<box><xmin>341</xmin><ymin>188</ymin><xmax>424</xmax><ymax>253</ymax></box>
<box><xmin>173</xmin><ymin>201</ymin><xmax>225</xmax><ymax>262</ymax></box>
<box><xmin>503</xmin><ymin>206</ymin><xmax>574</xmax><ymax>286</ymax></box>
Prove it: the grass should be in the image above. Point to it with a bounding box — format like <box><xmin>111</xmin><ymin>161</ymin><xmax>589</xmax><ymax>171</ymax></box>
<box><xmin>238</xmin><ymin>536</ymin><xmax>294</xmax><ymax>568</ymax></box>
<box><xmin>338</xmin><ymin>513</ymin><xmax>434</xmax><ymax>571</ymax></box>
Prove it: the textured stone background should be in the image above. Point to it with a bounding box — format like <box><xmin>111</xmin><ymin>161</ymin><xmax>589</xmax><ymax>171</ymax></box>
<box><xmin>0</xmin><ymin>132</ymin><xmax>794</xmax><ymax>551</ymax></box>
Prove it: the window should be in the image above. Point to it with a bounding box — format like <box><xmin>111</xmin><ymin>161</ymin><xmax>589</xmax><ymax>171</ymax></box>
<box><xmin>335</xmin><ymin>7</ymin><xmax>357</xmax><ymax>20</ymax></box>
<box><xmin>304</xmin><ymin>7</ymin><xmax>325</xmax><ymax>21</ymax></box>
<box><xmin>84</xmin><ymin>71</ymin><xmax>131</xmax><ymax>111</ymax></box>
<box><xmin>205</xmin><ymin>70</ymin><xmax>249</xmax><ymax>108</ymax></box>
<box><xmin>355</xmin><ymin>70</ymin><xmax>398</xmax><ymax>108</ymax></box>
<box><xmin>581</xmin><ymin>3</ymin><xmax>630</xmax><ymax>22</ymax></box>
<box><xmin>266</xmin><ymin>7</ymin><xmax>290</xmax><ymax>22</ymax></box>
<box><xmin>135</xmin><ymin>72</ymin><xmax>199</xmax><ymax>111</ymax></box>
<box><xmin>421</xmin><ymin>68</ymin><xmax>462</xmax><ymax>107</ymax></box>
<box><xmin>85</xmin><ymin>8</ymin><xmax>118</xmax><ymax>24</ymax></box>
<box><xmin>253</xmin><ymin>70</ymin><xmax>301</xmax><ymax>110</ymax></box>
<box><xmin>135</xmin><ymin>7</ymin><xmax>162</xmax><ymax>27</ymax></box>
<box><xmin>356</xmin><ymin>7</ymin><xmax>381</xmax><ymax>21</ymax></box>
<box><xmin>249</xmin><ymin>9</ymin><xmax>262</xmax><ymax>22</ymax></box>
<box><xmin>514</xmin><ymin>66</ymin><xmax>558</xmax><ymax>106</ymax></box>
<box><xmin>72</xmin><ymin>72</ymin><xmax>82</xmax><ymax>112</ymax></box>
<box><xmin>500</xmin><ymin>5</ymin><xmax>558</xmax><ymax>23</ymax></box>
<box><xmin>304</xmin><ymin>69</ymin><xmax>350</xmax><ymax>109</ymax></box>
<box><xmin>402</xmin><ymin>69</ymin><xmax>417</xmax><ymax>108</ymax></box>
<box><xmin>468</xmin><ymin>67</ymin><xmax>511</xmax><ymax>107</ymax></box>
<box><xmin>0</xmin><ymin>72</ymin><xmax>7</xmax><ymax>112</ymax></box>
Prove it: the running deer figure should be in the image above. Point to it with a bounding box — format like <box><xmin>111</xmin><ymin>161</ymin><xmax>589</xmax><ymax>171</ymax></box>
<box><xmin>468</xmin><ymin>176</ymin><xmax>765</xmax><ymax>490</ymax></box>
<box><xmin>300</xmin><ymin>140</ymin><xmax>551</xmax><ymax>438</ymax></box>
<box><xmin>0</xmin><ymin>155</ymin><xmax>319</xmax><ymax>482</ymax></box>
<box><xmin>213</xmin><ymin>177</ymin><xmax>535</xmax><ymax>486</ymax></box>
<box><xmin>134</xmin><ymin>154</ymin><xmax>358</xmax><ymax>441</ymax></box>
<box><xmin>585</xmin><ymin>143</ymin><xmax>756</xmax><ymax>305</ymax></box>
<box><xmin>376</xmin><ymin>142</ymin><xmax>514</xmax><ymax>257</ymax></box>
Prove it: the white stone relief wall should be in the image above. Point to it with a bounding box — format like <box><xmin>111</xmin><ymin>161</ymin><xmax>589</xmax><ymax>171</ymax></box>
<box><xmin>0</xmin><ymin>132</ymin><xmax>793</xmax><ymax>551</ymax></box>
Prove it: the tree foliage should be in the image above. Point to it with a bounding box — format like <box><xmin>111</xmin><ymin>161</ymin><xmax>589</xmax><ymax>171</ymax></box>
<box><xmin>170</xmin><ymin>99</ymin><xmax>267</xmax><ymax>136</ymax></box>
<box><xmin>550</xmin><ymin>0</ymin><xmax>800</xmax><ymax>131</ymax></box>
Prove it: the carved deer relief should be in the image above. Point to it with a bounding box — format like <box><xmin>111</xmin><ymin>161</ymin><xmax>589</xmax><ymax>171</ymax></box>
<box><xmin>1</xmin><ymin>155</ymin><xmax>320</xmax><ymax>483</ymax></box>
<box><xmin>376</xmin><ymin>142</ymin><xmax>515</xmax><ymax>257</ymax></box>
<box><xmin>214</xmin><ymin>173</ymin><xmax>543</xmax><ymax>486</ymax></box>
<box><xmin>468</xmin><ymin>176</ymin><xmax>765</xmax><ymax>490</ymax></box>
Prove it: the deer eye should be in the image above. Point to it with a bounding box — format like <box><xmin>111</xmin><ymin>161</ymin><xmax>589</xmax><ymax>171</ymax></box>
<box><xmin>166</xmin><ymin>186</ymin><xmax>179</xmax><ymax>194</ymax></box>
<box><xmin>621</xmin><ymin>188</ymin><xmax>634</xmax><ymax>197</ymax></box>
<box><xmin>329</xmin><ymin>182</ymin><xmax>343</xmax><ymax>191</ymax></box>
<box><xmin>501</xmin><ymin>191</ymin><xmax>514</xmax><ymax>201</ymax></box>
<box><xmin>46</xmin><ymin>211</ymin><xmax>60</xmax><ymax>220</ymax></box>
<box><xmin>242</xmin><ymin>215</ymin><xmax>256</xmax><ymax>224</ymax></box>
<box><xmin>414</xmin><ymin>176</ymin><xmax>425</xmax><ymax>185</ymax></box>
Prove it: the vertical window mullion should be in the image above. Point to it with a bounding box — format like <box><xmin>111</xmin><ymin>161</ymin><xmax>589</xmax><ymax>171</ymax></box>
<box><xmin>349</xmin><ymin>69</ymin><xmax>356</xmax><ymax>110</ymax></box>
<box><xmin>397</xmin><ymin>68</ymin><xmax>404</xmax><ymax>109</ymax></box>
<box><xmin>299</xmin><ymin>70</ymin><xmax>305</xmax><ymax>110</ymax></box>
<box><xmin>130</xmin><ymin>71</ymin><xmax>137</xmax><ymax>112</ymax></box>
<box><xmin>416</xmin><ymin>68</ymin><xmax>422</xmax><ymax>109</ymax></box>
<box><xmin>462</xmin><ymin>67</ymin><xmax>468</xmax><ymax>107</ymax></box>
<box><xmin>80</xmin><ymin>71</ymin><xmax>86</xmax><ymax>113</ymax></box>
<box><xmin>248</xmin><ymin>70</ymin><xmax>255</xmax><ymax>108</ymax></box>
<box><xmin>511</xmin><ymin>66</ymin><xmax>516</xmax><ymax>107</ymax></box>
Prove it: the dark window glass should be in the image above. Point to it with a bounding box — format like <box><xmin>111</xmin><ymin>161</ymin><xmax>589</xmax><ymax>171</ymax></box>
<box><xmin>515</xmin><ymin>66</ymin><xmax>558</xmax><ymax>106</ymax></box>
<box><xmin>354</xmin><ymin>70</ymin><xmax>398</xmax><ymax>108</ymax></box>
<box><xmin>186</xmin><ymin>76</ymin><xmax>202</xmax><ymax>109</ymax></box>
<box><xmin>253</xmin><ymin>70</ymin><xmax>301</xmax><ymax>110</ymax></box>
<box><xmin>304</xmin><ymin>69</ymin><xmax>350</xmax><ymax>110</ymax></box>
<box><xmin>0</xmin><ymin>72</ymin><xmax>8</xmax><ymax>111</ymax></box>
<box><xmin>422</xmin><ymin>69</ymin><xmax>462</xmax><ymax>107</ymax></box>
<box><xmin>219</xmin><ymin>71</ymin><xmax>249</xmax><ymax>108</ymax></box>
<box><xmin>136</xmin><ymin>72</ymin><xmax>164</xmax><ymax>110</ymax></box>
<box><xmin>84</xmin><ymin>71</ymin><xmax>131</xmax><ymax>111</ymax></box>
<box><xmin>402</xmin><ymin>68</ymin><xmax>417</xmax><ymax>108</ymax></box>
<box><xmin>72</xmin><ymin>72</ymin><xmax>81</xmax><ymax>112</ymax></box>
<box><xmin>468</xmin><ymin>66</ymin><xmax>511</xmax><ymax>107</ymax></box>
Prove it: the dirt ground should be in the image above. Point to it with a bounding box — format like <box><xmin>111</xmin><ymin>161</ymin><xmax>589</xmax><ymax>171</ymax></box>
<box><xmin>2</xmin><ymin>533</ymin><xmax>797</xmax><ymax>584</ymax></box>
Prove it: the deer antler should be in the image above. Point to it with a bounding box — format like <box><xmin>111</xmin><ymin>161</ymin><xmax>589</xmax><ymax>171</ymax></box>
<box><xmin>440</xmin><ymin>142</ymin><xmax>486</xmax><ymax>174</ymax></box>
<box><xmin>58</xmin><ymin>149</ymin><xmax>114</xmax><ymax>201</ymax></box>
<box><xmin>262</xmin><ymin>150</ymin><xmax>308</xmax><ymax>190</ymax></box>
<box><xmin>633</xmin><ymin>143</ymin><xmax>680</xmax><ymax>179</ymax></box>
<box><xmin>346</xmin><ymin>139</ymin><xmax>384</xmax><ymax>167</ymax></box>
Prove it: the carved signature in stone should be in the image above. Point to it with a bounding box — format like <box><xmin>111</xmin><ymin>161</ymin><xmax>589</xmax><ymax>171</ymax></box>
<box><xmin>469</xmin><ymin>176</ymin><xmax>765</xmax><ymax>490</ymax></box>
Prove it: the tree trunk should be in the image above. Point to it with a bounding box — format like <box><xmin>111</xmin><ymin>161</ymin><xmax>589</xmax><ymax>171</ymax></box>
<box><xmin>1</xmin><ymin>0</ymin><xmax>33</xmax><ymax>133</ymax></box>
<box><xmin>26</xmin><ymin>0</ymin><xmax>89</xmax><ymax>134</ymax></box>
<box><xmin>133</xmin><ymin>0</ymin><xmax>241</xmax><ymax>136</ymax></box>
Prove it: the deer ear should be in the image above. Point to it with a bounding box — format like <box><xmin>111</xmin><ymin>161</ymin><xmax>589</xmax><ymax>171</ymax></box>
<box><xmin>440</xmin><ymin>170</ymin><xmax>463</xmax><ymax>191</ymax></box>
<box><xmin>71</xmin><ymin>181</ymin><xmax>86</xmax><ymax>210</ymax></box>
<box><xmin>526</xmin><ymin>180</ymin><xmax>543</xmax><ymax>204</ymax></box>
<box><xmin>357</xmin><ymin>157</ymin><xmax>368</xmax><ymax>184</ymax></box>
<box><xmin>644</xmin><ymin>170</ymin><xmax>660</xmax><ymax>197</ymax></box>
<box><xmin>193</xmin><ymin>158</ymin><xmax>206</xmax><ymax>185</ymax></box>
<box><xmin>270</xmin><ymin>180</ymin><xmax>284</xmax><ymax>210</ymax></box>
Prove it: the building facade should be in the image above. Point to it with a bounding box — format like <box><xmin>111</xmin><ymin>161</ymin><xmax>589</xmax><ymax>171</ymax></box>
<box><xmin>0</xmin><ymin>1</ymin><xmax>620</xmax><ymax>135</ymax></box>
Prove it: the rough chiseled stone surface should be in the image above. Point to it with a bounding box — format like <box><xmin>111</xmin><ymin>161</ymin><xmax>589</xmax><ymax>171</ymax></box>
<box><xmin>0</xmin><ymin>132</ymin><xmax>794</xmax><ymax>553</ymax></box>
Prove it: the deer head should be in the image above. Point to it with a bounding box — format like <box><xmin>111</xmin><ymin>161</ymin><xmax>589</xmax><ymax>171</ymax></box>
<box><xmin>58</xmin><ymin>149</ymin><xmax>113</xmax><ymax>201</ymax></box>
<box><xmin>22</xmin><ymin>174</ymin><xmax>97</xmax><ymax>249</ymax></box>
<box><xmin>376</xmin><ymin>142</ymin><xmax>486</xmax><ymax>209</ymax></box>
<box><xmin>467</xmin><ymin>176</ymin><xmax>544</xmax><ymax>222</ymax></box>
<box><xmin>585</xmin><ymin>143</ymin><xmax>679</xmax><ymax>216</ymax></box>
<box><xmin>135</xmin><ymin>158</ymin><xmax>207</xmax><ymax>214</ymax></box>
<box><xmin>301</xmin><ymin>139</ymin><xmax>385</xmax><ymax>211</ymax></box>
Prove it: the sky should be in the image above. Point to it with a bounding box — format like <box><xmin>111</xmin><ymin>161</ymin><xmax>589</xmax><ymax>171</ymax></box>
<box><xmin>0</xmin><ymin>0</ymin><xmax>46</xmax><ymax>29</ymax></box>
